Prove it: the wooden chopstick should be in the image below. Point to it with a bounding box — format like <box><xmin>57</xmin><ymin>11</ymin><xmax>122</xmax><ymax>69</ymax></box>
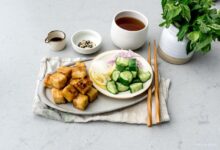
<box><xmin>153</xmin><ymin>40</ymin><xmax>161</xmax><ymax>123</ymax></box>
<box><xmin>147</xmin><ymin>42</ymin><xmax>152</xmax><ymax>127</ymax></box>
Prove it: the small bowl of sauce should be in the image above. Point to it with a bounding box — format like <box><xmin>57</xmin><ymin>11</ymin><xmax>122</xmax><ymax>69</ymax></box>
<box><xmin>111</xmin><ymin>10</ymin><xmax>149</xmax><ymax>50</ymax></box>
<box><xmin>45</xmin><ymin>30</ymin><xmax>66</xmax><ymax>51</ymax></box>
<box><xmin>71</xmin><ymin>30</ymin><xmax>102</xmax><ymax>54</ymax></box>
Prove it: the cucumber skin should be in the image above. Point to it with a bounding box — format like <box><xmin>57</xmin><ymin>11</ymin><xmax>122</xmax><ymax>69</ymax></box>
<box><xmin>138</xmin><ymin>71</ymin><xmax>151</xmax><ymax>83</ymax></box>
<box><xmin>118</xmin><ymin>71</ymin><xmax>133</xmax><ymax>86</ymax></box>
<box><xmin>128</xmin><ymin>59</ymin><xmax>137</xmax><ymax>71</ymax></box>
<box><xmin>116</xmin><ymin>57</ymin><xmax>129</xmax><ymax>67</ymax></box>
<box><xmin>131</xmin><ymin>71</ymin><xmax>137</xmax><ymax>78</ymax></box>
<box><xmin>107</xmin><ymin>81</ymin><xmax>118</xmax><ymax>94</ymax></box>
<box><xmin>116</xmin><ymin>82</ymin><xmax>129</xmax><ymax>92</ymax></box>
<box><xmin>116</xmin><ymin>65</ymin><xmax>125</xmax><ymax>71</ymax></box>
<box><xmin>111</xmin><ymin>70</ymin><xmax>120</xmax><ymax>81</ymax></box>
<box><xmin>129</xmin><ymin>83</ymin><xmax>143</xmax><ymax>93</ymax></box>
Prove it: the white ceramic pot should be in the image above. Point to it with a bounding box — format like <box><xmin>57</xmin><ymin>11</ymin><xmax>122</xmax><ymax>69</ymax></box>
<box><xmin>111</xmin><ymin>10</ymin><xmax>148</xmax><ymax>50</ymax></box>
<box><xmin>158</xmin><ymin>25</ymin><xmax>194</xmax><ymax>64</ymax></box>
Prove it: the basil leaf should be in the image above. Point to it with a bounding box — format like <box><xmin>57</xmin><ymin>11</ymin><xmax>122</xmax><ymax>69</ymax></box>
<box><xmin>187</xmin><ymin>31</ymin><xmax>200</xmax><ymax>43</ymax></box>
<box><xmin>194</xmin><ymin>35</ymin><xmax>212</xmax><ymax>51</ymax></box>
<box><xmin>177</xmin><ymin>24</ymin><xmax>189</xmax><ymax>41</ymax></box>
<box><xmin>180</xmin><ymin>4</ymin><xmax>191</xmax><ymax>22</ymax></box>
<box><xmin>165</xmin><ymin>4</ymin><xmax>182</xmax><ymax>21</ymax></box>
<box><xmin>208</xmin><ymin>24</ymin><xmax>220</xmax><ymax>31</ymax></box>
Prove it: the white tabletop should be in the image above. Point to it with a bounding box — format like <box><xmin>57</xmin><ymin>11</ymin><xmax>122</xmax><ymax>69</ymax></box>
<box><xmin>1</xmin><ymin>0</ymin><xmax>220</xmax><ymax>149</ymax></box>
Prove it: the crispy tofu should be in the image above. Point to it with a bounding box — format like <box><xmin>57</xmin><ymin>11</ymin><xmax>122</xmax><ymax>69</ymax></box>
<box><xmin>87</xmin><ymin>87</ymin><xmax>98</xmax><ymax>102</ymax></box>
<box><xmin>75</xmin><ymin>62</ymin><xmax>86</xmax><ymax>68</ymax></box>
<box><xmin>69</xmin><ymin>78</ymin><xmax>80</xmax><ymax>86</ymax></box>
<box><xmin>50</xmin><ymin>73</ymin><xmax>67</xmax><ymax>89</ymax></box>
<box><xmin>72</xmin><ymin>66</ymin><xmax>87</xmax><ymax>79</ymax></box>
<box><xmin>51</xmin><ymin>88</ymin><xmax>66</xmax><ymax>104</ymax></box>
<box><xmin>72</xmin><ymin>77</ymin><xmax>92</xmax><ymax>94</ymax></box>
<box><xmin>62</xmin><ymin>84</ymin><xmax>78</xmax><ymax>102</ymax></box>
<box><xmin>57</xmin><ymin>66</ymin><xmax>72</xmax><ymax>78</ymax></box>
<box><xmin>44</xmin><ymin>74</ymin><xmax>53</xmax><ymax>88</ymax></box>
<box><xmin>73</xmin><ymin>94</ymin><xmax>89</xmax><ymax>110</ymax></box>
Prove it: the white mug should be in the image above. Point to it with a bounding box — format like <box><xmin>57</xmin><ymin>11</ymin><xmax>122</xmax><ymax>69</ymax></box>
<box><xmin>111</xmin><ymin>10</ymin><xmax>149</xmax><ymax>50</ymax></box>
<box><xmin>45</xmin><ymin>30</ymin><xmax>66</xmax><ymax>51</ymax></box>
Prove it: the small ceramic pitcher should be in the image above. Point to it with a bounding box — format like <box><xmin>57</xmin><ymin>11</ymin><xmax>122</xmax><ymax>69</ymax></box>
<box><xmin>45</xmin><ymin>30</ymin><xmax>66</xmax><ymax>51</ymax></box>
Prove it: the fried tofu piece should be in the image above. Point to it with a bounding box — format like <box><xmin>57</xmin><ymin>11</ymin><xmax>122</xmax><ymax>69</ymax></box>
<box><xmin>57</xmin><ymin>66</ymin><xmax>72</xmax><ymax>78</ymax></box>
<box><xmin>72</xmin><ymin>66</ymin><xmax>87</xmax><ymax>79</ymax></box>
<box><xmin>62</xmin><ymin>84</ymin><xmax>78</xmax><ymax>102</ymax></box>
<box><xmin>51</xmin><ymin>88</ymin><xmax>66</xmax><ymax>104</ymax></box>
<box><xmin>44</xmin><ymin>74</ymin><xmax>53</xmax><ymax>88</ymax></box>
<box><xmin>72</xmin><ymin>77</ymin><xmax>92</xmax><ymax>94</ymax></box>
<box><xmin>87</xmin><ymin>87</ymin><xmax>98</xmax><ymax>102</ymax></box>
<box><xmin>75</xmin><ymin>62</ymin><xmax>86</xmax><ymax>68</ymax></box>
<box><xmin>50</xmin><ymin>73</ymin><xmax>67</xmax><ymax>89</ymax></box>
<box><xmin>73</xmin><ymin>94</ymin><xmax>89</xmax><ymax>110</ymax></box>
<box><xmin>69</xmin><ymin>78</ymin><xmax>80</xmax><ymax>86</ymax></box>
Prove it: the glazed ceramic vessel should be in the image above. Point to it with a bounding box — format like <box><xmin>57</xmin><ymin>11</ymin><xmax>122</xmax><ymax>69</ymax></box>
<box><xmin>111</xmin><ymin>10</ymin><xmax>148</xmax><ymax>50</ymax></box>
<box><xmin>45</xmin><ymin>30</ymin><xmax>66</xmax><ymax>51</ymax></box>
<box><xmin>158</xmin><ymin>25</ymin><xmax>194</xmax><ymax>64</ymax></box>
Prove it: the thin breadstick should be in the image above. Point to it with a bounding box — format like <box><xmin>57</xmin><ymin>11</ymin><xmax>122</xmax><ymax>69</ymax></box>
<box><xmin>153</xmin><ymin>40</ymin><xmax>161</xmax><ymax>123</ymax></box>
<box><xmin>147</xmin><ymin>42</ymin><xmax>152</xmax><ymax>127</ymax></box>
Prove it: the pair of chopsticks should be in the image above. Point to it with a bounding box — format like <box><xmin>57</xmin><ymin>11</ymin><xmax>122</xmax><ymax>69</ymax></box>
<box><xmin>147</xmin><ymin>40</ymin><xmax>161</xmax><ymax>127</ymax></box>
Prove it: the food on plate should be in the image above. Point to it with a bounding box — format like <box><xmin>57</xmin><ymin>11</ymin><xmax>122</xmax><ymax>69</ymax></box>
<box><xmin>57</xmin><ymin>66</ymin><xmax>72</xmax><ymax>78</ymax></box>
<box><xmin>50</xmin><ymin>73</ymin><xmax>67</xmax><ymax>89</ymax></box>
<box><xmin>73</xmin><ymin>94</ymin><xmax>89</xmax><ymax>110</ymax></box>
<box><xmin>72</xmin><ymin>63</ymin><xmax>87</xmax><ymax>79</ymax></box>
<box><xmin>72</xmin><ymin>77</ymin><xmax>92</xmax><ymax>94</ymax></box>
<box><xmin>44</xmin><ymin>61</ymin><xmax>99</xmax><ymax>111</ymax></box>
<box><xmin>44</xmin><ymin>74</ymin><xmax>53</xmax><ymax>88</ymax></box>
<box><xmin>87</xmin><ymin>87</ymin><xmax>98</xmax><ymax>102</ymax></box>
<box><xmin>62</xmin><ymin>84</ymin><xmax>78</xmax><ymax>102</ymax></box>
<box><xmin>51</xmin><ymin>88</ymin><xmax>66</xmax><ymax>104</ymax></box>
<box><xmin>106</xmin><ymin>56</ymin><xmax>151</xmax><ymax>94</ymax></box>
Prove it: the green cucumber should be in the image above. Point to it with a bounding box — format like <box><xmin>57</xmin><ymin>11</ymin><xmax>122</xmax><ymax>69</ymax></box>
<box><xmin>116</xmin><ymin>57</ymin><xmax>129</xmax><ymax>71</ymax></box>
<box><xmin>118</xmin><ymin>71</ymin><xmax>133</xmax><ymax>85</ymax></box>
<box><xmin>138</xmin><ymin>71</ymin><xmax>151</xmax><ymax>83</ymax></box>
<box><xmin>128</xmin><ymin>59</ymin><xmax>137</xmax><ymax>71</ymax></box>
<box><xmin>116</xmin><ymin>82</ymin><xmax>129</xmax><ymax>92</ymax></box>
<box><xmin>129</xmin><ymin>83</ymin><xmax>143</xmax><ymax>93</ymax></box>
<box><xmin>132</xmin><ymin>78</ymin><xmax>141</xmax><ymax>83</ymax></box>
<box><xmin>106</xmin><ymin>81</ymin><xmax>118</xmax><ymax>94</ymax></box>
<box><xmin>111</xmin><ymin>70</ymin><xmax>120</xmax><ymax>81</ymax></box>
<box><xmin>131</xmin><ymin>71</ymin><xmax>137</xmax><ymax>78</ymax></box>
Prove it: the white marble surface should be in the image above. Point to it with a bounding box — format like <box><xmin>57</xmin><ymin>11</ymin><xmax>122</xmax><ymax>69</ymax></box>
<box><xmin>0</xmin><ymin>0</ymin><xmax>220</xmax><ymax>149</ymax></box>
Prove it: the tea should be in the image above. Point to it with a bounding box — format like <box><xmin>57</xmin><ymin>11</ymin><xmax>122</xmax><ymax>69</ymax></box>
<box><xmin>116</xmin><ymin>17</ymin><xmax>145</xmax><ymax>31</ymax></box>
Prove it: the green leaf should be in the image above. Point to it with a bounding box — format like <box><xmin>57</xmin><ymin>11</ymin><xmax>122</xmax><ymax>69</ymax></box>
<box><xmin>208</xmin><ymin>24</ymin><xmax>220</xmax><ymax>31</ymax></box>
<box><xmin>194</xmin><ymin>35</ymin><xmax>212</xmax><ymax>51</ymax></box>
<box><xmin>161</xmin><ymin>0</ymin><xmax>167</xmax><ymax>10</ymax></box>
<box><xmin>165</xmin><ymin>4</ymin><xmax>182</xmax><ymax>21</ymax></box>
<box><xmin>187</xmin><ymin>31</ymin><xmax>200</xmax><ymax>43</ymax></box>
<box><xmin>180</xmin><ymin>4</ymin><xmax>191</xmax><ymax>22</ymax></box>
<box><xmin>186</xmin><ymin>41</ymin><xmax>194</xmax><ymax>54</ymax></box>
<box><xmin>177</xmin><ymin>24</ymin><xmax>189</xmax><ymax>41</ymax></box>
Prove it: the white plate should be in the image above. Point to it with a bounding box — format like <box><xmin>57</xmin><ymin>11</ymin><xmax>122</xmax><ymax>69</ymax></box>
<box><xmin>38</xmin><ymin>59</ymin><xmax>153</xmax><ymax>115</ymax></box>
<box><xmin>89</xmin><ymin>50</ymin><xmax>153</xmax><ymax>99</ymax></box>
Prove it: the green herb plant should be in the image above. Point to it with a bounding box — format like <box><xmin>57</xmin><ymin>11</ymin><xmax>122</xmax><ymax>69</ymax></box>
<box><xmin>160</xmin><ymin>0</ymin><xmax>220</xmax><ymax>54</ymax></box>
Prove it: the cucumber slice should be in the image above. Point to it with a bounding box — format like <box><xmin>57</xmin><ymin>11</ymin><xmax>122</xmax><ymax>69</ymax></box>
<box><xmin>116</xmin><ymin>82</ymin><xmax>129</xmax><ymax>92</ymax></box>
<box><xmin>131</xmin><ymin>71</ymin><xmax>137</xmax><ymax>78</ymax></box>
<box><xmin>111</xmin><ymin>70</ymin><xmax>120</xmax><ymax>81</ymax></box>
<box><xmin>128</xmin><ymin>59</ymin><xmax>137</xmax><ymax>71</ymax></box>
<box><xmin>138</xmin><ymin>71</ymin><xmax>151</xmax><ymax>83</ymax></box>
<box><xmin>129</xmin><ymin>83</ymin><xmax>143</xmax><ymax>93</ymax></box>
<box><xmin>118</xmin><ymin>71</ymin><xmax>133</xmax><ymax>85</ymax></box>
<box><xmin>132</xmin><ymin>78</ymin><xmax>141</xmax><ymax>83</ymax></box>
<box><xmin>116</xmin><ymin>65</ymin><xmax>125</xmax><ymax>71</ymax></box>
<box><xmin>116</xmin><ymin>57</ymin><xmax>129</xmax><ymax>67</ymax></box>
<box><xmin>106</xmin><ymin>81</ymin><xmax>118</xmax><ymax>94</ymax></box>
<box><xmin>116</xmin><ymin>57</ymin><xmax>129</xmax><ymax>71</ymax></box>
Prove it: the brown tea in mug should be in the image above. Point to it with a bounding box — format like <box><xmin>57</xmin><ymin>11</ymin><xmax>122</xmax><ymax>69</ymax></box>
<box><xmin>116</xmin><ymin>17</ymin><xmax>145</xmax><ymax>31</ymax></box>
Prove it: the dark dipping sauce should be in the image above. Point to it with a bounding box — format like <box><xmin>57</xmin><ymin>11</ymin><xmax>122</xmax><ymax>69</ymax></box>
<box><xmin>116</xmin><ymin>17</ymin><xmax>145</xmax><ymax>31</ymax></box>
<box><xmin>50</xmin><ymin>37</ymin><xmax>63</xmax><ymax>41</ymax></box>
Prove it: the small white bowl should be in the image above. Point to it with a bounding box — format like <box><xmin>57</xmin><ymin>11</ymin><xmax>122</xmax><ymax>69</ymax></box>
<box><xmin>71</xmin><ymin>30</ymin><xmax>102</xmax><ymax>54</ymax></box>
